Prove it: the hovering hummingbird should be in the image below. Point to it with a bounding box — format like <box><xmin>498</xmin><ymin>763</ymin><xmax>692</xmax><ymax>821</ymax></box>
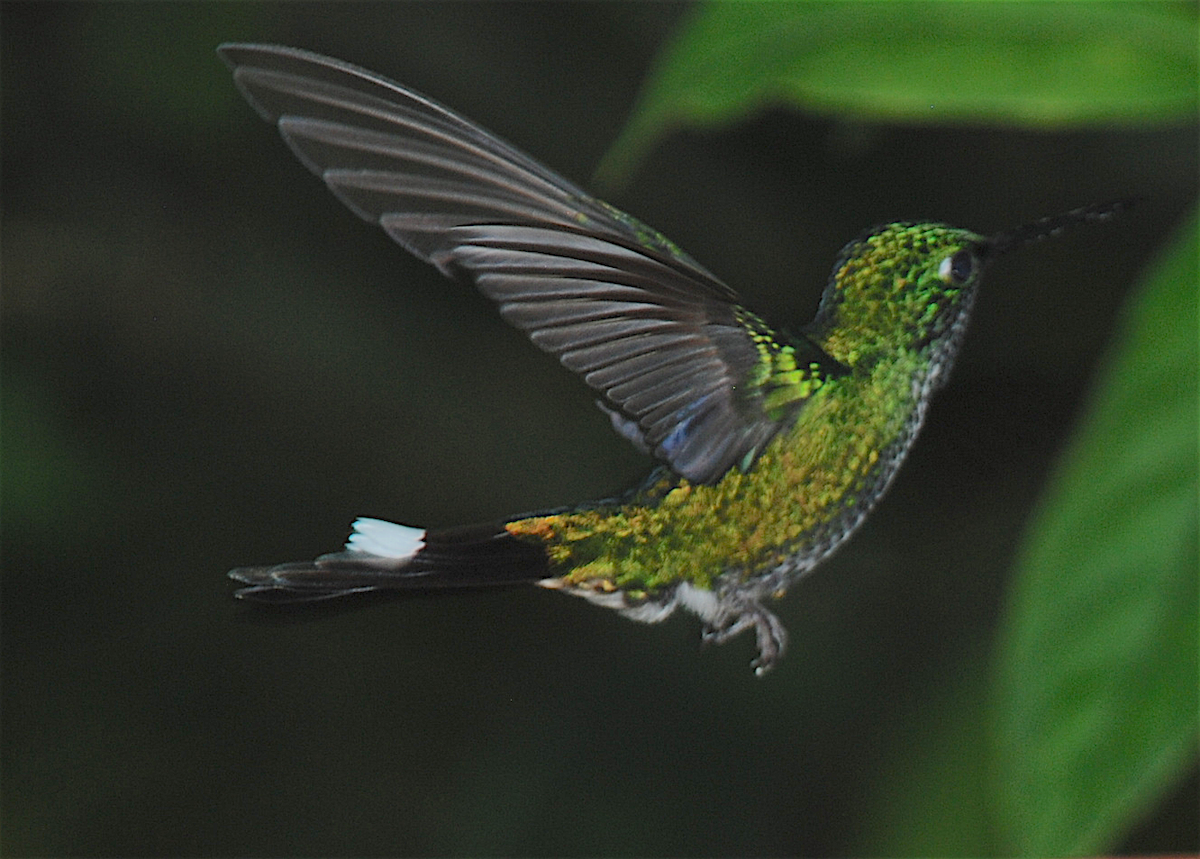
<box><xmin>221</xmin><ymin>44</ymin><xmax>1130</xmax><ymax>673</ymax></box>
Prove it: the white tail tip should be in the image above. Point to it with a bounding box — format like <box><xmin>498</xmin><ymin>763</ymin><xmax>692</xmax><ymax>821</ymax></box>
<box><xmin>345</xmin><ymin>517</ymin><xmax>425</xmax><ymax>560</ymax></box>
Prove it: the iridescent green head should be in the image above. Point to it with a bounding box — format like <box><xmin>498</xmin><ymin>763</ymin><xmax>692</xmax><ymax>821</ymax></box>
<box><xmin>811</xmin><ymin>222</ymin><xmax>986</xmax><ymax>372</ymax></box>
<box><xmin>810</xmin><ymin>201</ymin><xmax>1135</xmax><ymax>374</ymax></box>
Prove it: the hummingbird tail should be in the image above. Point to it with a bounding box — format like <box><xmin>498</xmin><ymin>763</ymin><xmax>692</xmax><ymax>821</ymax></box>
<box><xmin>229</xmin><ymin>517</ymin><xmax>550</xmax><ymax>603</ymax></box>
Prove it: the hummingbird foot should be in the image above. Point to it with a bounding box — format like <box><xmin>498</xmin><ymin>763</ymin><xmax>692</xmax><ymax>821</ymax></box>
<box><xmin>699</xmin><ymin>596</ymin><xmax>789</xmax><ymax>676</ymax></box>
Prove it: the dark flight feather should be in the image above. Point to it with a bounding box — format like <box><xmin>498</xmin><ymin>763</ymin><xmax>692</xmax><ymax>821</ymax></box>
<box><xmin>220</xmin><ymin>43</ymin><xmax>839</xmax><ymax>483</ymax></box>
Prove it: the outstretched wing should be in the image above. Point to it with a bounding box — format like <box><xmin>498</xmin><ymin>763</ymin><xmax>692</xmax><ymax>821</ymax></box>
<box><xmin>220</xmin><ymin>43</ymin><xmax>841</xmax><ymax>484</ymax></box>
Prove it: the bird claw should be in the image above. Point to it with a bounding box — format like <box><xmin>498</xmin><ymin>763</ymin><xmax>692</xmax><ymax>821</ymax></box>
<box><xmin>701</xmin><ymin>598</ymin><xmax>788</xmax><ymax>676</ymax></box>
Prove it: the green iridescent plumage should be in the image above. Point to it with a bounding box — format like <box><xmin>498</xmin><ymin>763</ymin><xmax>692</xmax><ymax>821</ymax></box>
<box><xmin>222</xmin><ymin>44</ymin><xmax>1131</xmax><ymax>673</ymax></box>
<box><xmin>503</xmin><ymin>224</ymin><xmax>987</xmax><ymax>667</ymax></box>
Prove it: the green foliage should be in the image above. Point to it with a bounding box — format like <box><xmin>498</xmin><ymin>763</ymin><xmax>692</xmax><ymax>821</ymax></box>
<box><xmin>852</xmin><ymin>215</ymin><xmax>1198</xmax><ymax>858</ymax></box>
<box><xmin>849</xmin><ymin>649</ymin><xmax>997</xmax><ymax>856</ymax></box>
<box><xmin>597</xmin><ymin>1</ymin><xmax>1198</xmax><ymax>187</ymax></box>
<box><xmin>991</xmin><ymin>209</ymin><xmax>1199</xmax><ymax>856</ymax></box>
<box><xmin>3</xmin><ymin>5</ymin><xmax>1193</xmax><ymax>854</ymax></box>
<box><xmin>601</xmin><ymin>2</ymin><xmax>1199</xmax><ymax>854</ymax></box>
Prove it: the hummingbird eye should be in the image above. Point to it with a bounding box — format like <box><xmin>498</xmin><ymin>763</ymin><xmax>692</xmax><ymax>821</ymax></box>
<box><xmin>938</xmin><ymin>249</ymin><xmax>977</xmax><ymax>286</ymax></box>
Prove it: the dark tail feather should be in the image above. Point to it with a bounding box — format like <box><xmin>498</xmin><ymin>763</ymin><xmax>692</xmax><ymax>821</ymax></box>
<box><xmin>229</xmin><ymin>519</ymin><xmax>549</xmax><ymax>604</ymax></box>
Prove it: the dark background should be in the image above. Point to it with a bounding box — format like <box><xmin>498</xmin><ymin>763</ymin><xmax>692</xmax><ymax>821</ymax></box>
<box><xmin>3</xmin><ymin>3</ymin><xmax>1196</xmax><ymax>856</ymax></box>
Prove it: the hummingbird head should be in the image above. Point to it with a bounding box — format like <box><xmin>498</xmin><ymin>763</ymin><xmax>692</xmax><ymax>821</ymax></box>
<box><xmin>811</xmin><ymin>222</ymin><xmax>988</xmax><ymax>375</ymax></box>
<box><xmin>809</xmin><ymin>200</ymin><xmax>1135</xmax><ymax>378</ymax></box>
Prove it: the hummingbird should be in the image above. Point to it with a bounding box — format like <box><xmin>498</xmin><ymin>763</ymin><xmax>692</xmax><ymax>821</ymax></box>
<box><xmin>221</xmin><ymin>44</ymin><xmax>1130</xmax><ymax>674</ymax></box>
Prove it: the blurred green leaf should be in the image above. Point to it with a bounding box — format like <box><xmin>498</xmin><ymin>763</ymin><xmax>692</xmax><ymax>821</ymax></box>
<box><xmin>850</xmin><ymin>648</ymin><xmax>996</xmax><ymax>856</ymax></box>
<box><xmin>991</xmin><ymin>209</ymin><xmax>1199</xmax><ymax>856</ymax></box>
<box><xmin>598</xmin><ymin>2</ymin><xmax>1198</xmax><ymax>187</ymax></box>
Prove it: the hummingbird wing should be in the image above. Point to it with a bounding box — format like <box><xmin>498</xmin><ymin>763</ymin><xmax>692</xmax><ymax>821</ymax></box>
<box><xmin>220</xmin><ymin>44</ymin><xmax>842</xmax><ymax>484</ymax></box>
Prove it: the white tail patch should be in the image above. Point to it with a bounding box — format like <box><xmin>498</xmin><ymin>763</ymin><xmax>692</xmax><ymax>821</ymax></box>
<box><xmin>346</xmin><ymin>517</ymin><xmax>425</xmax><ymax>560</ymax></box>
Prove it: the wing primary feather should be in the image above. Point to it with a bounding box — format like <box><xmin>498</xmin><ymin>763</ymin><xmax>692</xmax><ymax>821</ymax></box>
<box><xmin>220</xmin><ymin>43</ymin><xmax>844</xmax><ymax>483</ymax></box>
